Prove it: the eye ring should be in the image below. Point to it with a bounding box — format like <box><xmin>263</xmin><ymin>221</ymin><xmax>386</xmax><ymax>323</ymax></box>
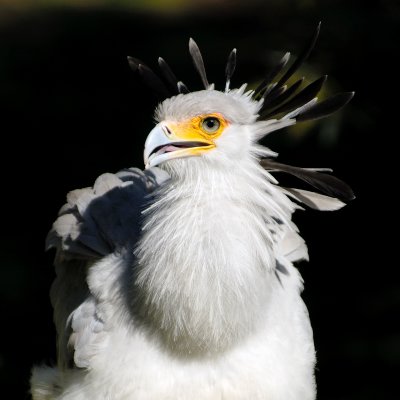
<box><xmin>201</xmin><ymin>117</ymin><xmax>221</xmax><ymax>134</ymax></box>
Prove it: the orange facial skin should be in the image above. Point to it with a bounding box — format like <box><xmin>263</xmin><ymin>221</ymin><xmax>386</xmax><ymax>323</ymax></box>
<box><xmin>166</xmin><ymin>113</ymin><xmax>229</xmax><ymax>150</ymax></box>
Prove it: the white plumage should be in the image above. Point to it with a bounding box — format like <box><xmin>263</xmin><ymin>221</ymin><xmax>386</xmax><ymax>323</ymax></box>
<box><xmin>31</xmin><ymin>31</ymin><xmax>353</xmax><ymax>400</ymax></box>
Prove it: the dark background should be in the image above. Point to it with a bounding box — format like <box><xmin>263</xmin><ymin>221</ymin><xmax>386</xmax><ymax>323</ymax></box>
<box><xmin>0</xmin><ymin>0</ymin><xmax>398</xmax><ymax>399</ymax></box>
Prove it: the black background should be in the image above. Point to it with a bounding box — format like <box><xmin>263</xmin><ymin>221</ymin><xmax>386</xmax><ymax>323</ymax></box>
<box><xmin>0</xmin><ymin>1</ymin><xmax>398</xmax><ymax>399</ymax></box>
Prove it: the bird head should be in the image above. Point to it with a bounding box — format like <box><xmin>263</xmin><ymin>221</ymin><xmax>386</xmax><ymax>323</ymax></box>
<box><xmin>144</xmin><ymin>88</ymin><xmax>264</xmax><ymax>169</ymax></box>
<box><xmin>128</xmin><ymin>26</ymin><xmax>355</xmax><ymax>203</ymax></box>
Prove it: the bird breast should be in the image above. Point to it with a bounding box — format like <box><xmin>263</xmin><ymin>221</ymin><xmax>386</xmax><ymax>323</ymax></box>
<box><xmin>134</xmin><ymin>157</ymin><xmax>293</xmax><ymax>354</ymax></box>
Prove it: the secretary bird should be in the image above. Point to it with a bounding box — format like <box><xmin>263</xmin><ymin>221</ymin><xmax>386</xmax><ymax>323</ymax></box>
<box><xmin>31</xmin><ymin>24</ymin><xmax>354</xmax><ymax>400</ymax></box>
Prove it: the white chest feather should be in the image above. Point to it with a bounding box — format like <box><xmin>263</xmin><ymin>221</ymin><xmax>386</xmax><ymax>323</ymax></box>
<box><xmin>134</xmin><ymin>157</ymin><xmax>297</xmax><ymax>352</ymax></box>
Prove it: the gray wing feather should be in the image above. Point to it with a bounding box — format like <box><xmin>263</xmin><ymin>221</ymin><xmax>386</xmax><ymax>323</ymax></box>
<box><xmin>47</xmin><ymin>166</ymin><xmax>169</xmax><ymax>370</ymax></box>
<box><xmin>68</xmin><ymin>296</ymin><xmax>106</xmax><ymax>368</ymax></box>
<box><xmin>50</xmin><ymin>258</ymin><xmax>89</xmax><ymax>369</ymax></box>
<box><xmin>46</xmin><ymin>167</ymin><xmax>169</xmax><ymax>258</ymax></box>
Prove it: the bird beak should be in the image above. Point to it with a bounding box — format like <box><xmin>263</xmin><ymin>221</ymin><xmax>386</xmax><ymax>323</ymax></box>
<box><xmin>143</xmin><ymin>122</ymin><xmax>214</xmax><ymax>168</ymax></box>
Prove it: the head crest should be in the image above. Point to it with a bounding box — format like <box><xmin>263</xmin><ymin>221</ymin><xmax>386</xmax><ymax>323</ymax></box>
<box><xmin>127</xmin><ymin>22</ymin><xmax>354</xmax><ymax>123</ymax></box>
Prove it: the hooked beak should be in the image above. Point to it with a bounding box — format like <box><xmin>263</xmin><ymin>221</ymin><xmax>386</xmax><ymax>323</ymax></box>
<box><xmin>143</xmin><ymin>122</ymin><xmax>214</xmax><ymax>168</ymax></box>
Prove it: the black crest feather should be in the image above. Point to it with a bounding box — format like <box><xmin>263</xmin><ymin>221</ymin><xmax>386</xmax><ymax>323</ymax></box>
<box><xmin>127</xmin><ymin>56</ymin><xmax>142</xmax><ymax>72</ymax></box>
<box><xmin>158</xmin><ymin>57</ymin><xmax>179</xmax><ymax>94</ymax></box>
<box><xmin>177</xmin><ymin>81</ymin><xmax>190</xmax><ymax>94</ymax></box>
<box><xmin>127</xmin><ymin>23</ymin><xmax>353</xmax><ymax>126</ymax></box>
<box><xmin>189</xmin><ymin>38</ymin><xmax>209</xmax><ymax>89</ymax></box>
<box><xmin>261</xmin><ymin>85</ymin><xmax>287</xmax><ymax>108</ymax></box>
<box><xmin>296</xmin><ymin>92</ymin><xmax>355</xmax><ymax>121</ymax></box>
<box><xmin>261</xmin><ymin>75</ymin><xmax>327</xmax><ymax>119</ymax></box>
<box><xmin>260</xmin><ymin>159</ymin><xmax>355</xmax><ymax>202</ymax></box>
<box><xmin>225</xmin><ymin>48</ymin><xmax>237</xmax><ymax>89</ymax></box>
<box><xmin>259</xmin><ymin>78</ymin><xmax>304</xmax><ymax>114</ymax></box>
<box><xmin>137</xmin><ymin>64</ymin><xmax>171</xmax><ymax>99</ymax></box>
<box><xmin>254</xmin><ymin>52</ymin><xmax>291</xmax><ymax>98</ymax></box>
<box><xmin>127</xmin><ymin>56</ymin><xmax>170</xmax><ymax>99</ymax></box>
<box><xmin>276</xmin><ymin>22</ymin><xmax>321</xmax><ymax>88</ymax></box>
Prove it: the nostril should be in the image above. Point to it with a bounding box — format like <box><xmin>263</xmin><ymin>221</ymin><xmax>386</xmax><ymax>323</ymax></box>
<box><xmin>163</xmin><ymin>125</ymin><xmax>172</xmax><ymax>136</ymax></box>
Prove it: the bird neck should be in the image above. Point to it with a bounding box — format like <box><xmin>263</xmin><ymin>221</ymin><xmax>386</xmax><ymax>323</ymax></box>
<box><xmin>134</xmin><ymin>157</ymin><xmax>294</xmax><ymax>354</ymax></box>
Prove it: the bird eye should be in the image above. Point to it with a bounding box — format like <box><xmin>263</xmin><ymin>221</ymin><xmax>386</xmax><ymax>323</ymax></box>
<box><xmin>201</xmin><ymin>117</ymin><xmax>220</xmax><ymax>133</ymax></box>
